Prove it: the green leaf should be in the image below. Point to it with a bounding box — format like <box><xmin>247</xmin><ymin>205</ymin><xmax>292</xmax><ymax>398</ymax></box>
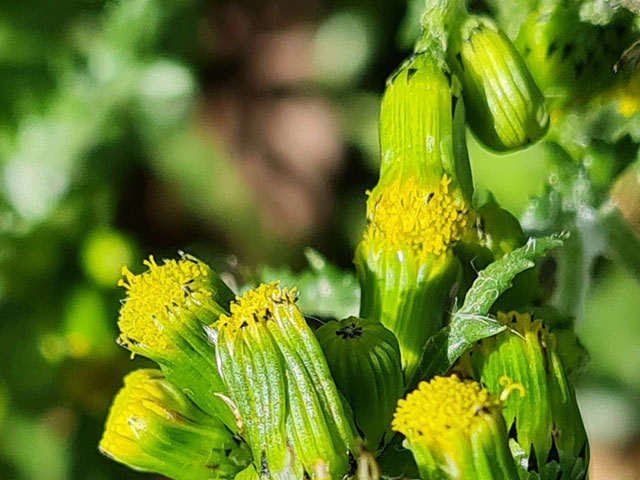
<box><xmin>259</xmin><ymin>249</ymin><xmax>360</xmax><ymax>320</ymax></box>
<box><xmin>458</xmin><ymin>234</ymin><xmax>566</xmax><ymax>316</ymax></box>
<box><xmin>409</xmin><ymin>234</ymin><xmax>565</xmax><ymax>386</ymax></box>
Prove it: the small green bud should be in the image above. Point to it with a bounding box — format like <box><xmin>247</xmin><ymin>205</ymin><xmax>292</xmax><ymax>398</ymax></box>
<box><xmin>100</xmin><ymin>369</ymin><xmax>251</xmax><ymax>480</ymax></box>
<box><xmin>393</xmin><ymin>375</ymin><xmax>520</xmax><ymax>479</ymax></box>
<box><xmin>463</xmin><ymin>311</ymin><xmax>589</xmax><ymax>478</ymax></box>
<box><xmin>211</xmin><ymin>282</ymin><xmax>359</xmax><ymax>479</ymax></box>
<box><xmin>117</xmin><ymin>254</ymin><xmax>237</xmax><ymax>429</ymax></box>
<box><xmin>315</xmin><ymin>317</ymin><xmax>403</xmax><ymax>452</ymax></box>
<box><xmin>455</xmin><ymin>15</ymin><xmax>548</xmax><ymax>152</ymax></box>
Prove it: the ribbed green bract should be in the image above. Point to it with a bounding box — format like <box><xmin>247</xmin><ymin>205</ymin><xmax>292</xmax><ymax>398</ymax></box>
<box><xmin>315</xmin><ymin>317</ymin><xmax>403</xmax><ymax>452</ymax></box>
<box><xmin>454</xmin><ymin>15</ymin><xmax>548</xmax><ymax>152</ymax></box>
<box><xmin>463</xmin><ymin>312</ymin><xmax>589</xmax><ymax>479</ymax></box>
<box><xmin>355</xmin><ymin>247</ymin><xmax>462</xmax><ymax>383</ymax></box>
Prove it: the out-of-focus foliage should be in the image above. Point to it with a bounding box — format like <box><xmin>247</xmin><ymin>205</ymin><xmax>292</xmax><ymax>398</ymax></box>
<box><xmin>1</xmin><ymin>0</ymin><xmax>640</xmax><ymax>478</ymax></box>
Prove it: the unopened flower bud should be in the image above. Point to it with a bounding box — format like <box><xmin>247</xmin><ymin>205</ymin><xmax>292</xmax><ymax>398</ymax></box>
<box><xmin>463</xmin><ymin>311</ymin><xmax>589</xmax><ymax>477</ymax></box>
<box><xmin>316</xmin><ymin>317</ymin><xmax>403</xmax><ymax>452</ymax></box>
<box><xmin>455</xmin><ymin>15</ymin><xmax>548</xmax><ymax>152</ymax></box>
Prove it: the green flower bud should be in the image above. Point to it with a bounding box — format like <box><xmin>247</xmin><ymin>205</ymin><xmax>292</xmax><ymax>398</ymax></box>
<box><xmin>454</xmin><ymin>15</ymin><xmax>548</xmax><ymax>152</ymax></box>
<box><xmin>117</xmin><ymin>254</ymin><xmax>237</xmax><ymax>429</ymax></box>
<box><xmin>211</xmin><ymin>282</ymin><xmax>359</xmax><ymax>479</ymax></box>
<box><xmin>315</xmin><ymin>317</ymin><xmax>403</xmax><ymax>452</ymax></box>
<box><xmin>100</xmin><ymin>369</ymin><xmax>251</xmax><ymax>480</ymax></box>
<box><xmin>516</xmin><ymin>2</ymin><xmax>634</xmax><ymax>105</ymax></box>
<box><xmin>393</xmin><ymin>375</ymin><xmax>519</xmax><ymax>479</ymax></box>
<box><xmin>356</xmin><ymin>53</ymin><xmax>471</xmax><ymax>381</ymax></box>
<box><xmin>462</xmin><ymin>312</ymin><xmax>589</xmax><ymax>478</ymax></box>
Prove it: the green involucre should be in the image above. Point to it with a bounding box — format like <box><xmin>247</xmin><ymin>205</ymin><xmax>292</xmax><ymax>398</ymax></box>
<box><xmin>462</xmin><ymin>312</ymin><xmax>589</xmax><ymax>479</ymax></box>
<box><xmin>315</xmin><ymin>317</ymin><xmax>403</xmax><ymax>452</ymax></box>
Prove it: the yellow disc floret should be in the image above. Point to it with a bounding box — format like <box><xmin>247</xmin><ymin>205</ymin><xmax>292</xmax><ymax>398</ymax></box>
<box><xmin>496</xmin><ymin>311</ymin><xmax>556</xmax><ymax>349</ymax></box>
<box><xmin>392</xmin><ymin>375</ymin><xmax>500</xmax><ymax>445</ymax></box>
<box><xmin>364</xmin><ymin>175</ymin><xmax>469</xmax><ymax>258</ymax></box>
<box><xmin>215</xmin><ymin>282</ymin><xmax>298</xmax><ymax>338</ymax></box>
<box><xmin>117</xmin><ymin>255</ymin><xmax>212</xmax><ymax>352</ymax></box>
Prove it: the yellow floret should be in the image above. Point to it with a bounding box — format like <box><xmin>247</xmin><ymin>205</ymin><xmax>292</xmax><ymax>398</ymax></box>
<box><xmin>363</xmin><ymin>174</ymin><xmax>469</xmax><ymax>258</ymax></box>
<box><xmin>392</xmin><ymin>375</ymin><xmax>499</xmax><ymax>445</ymax></box>
<box><xmin>117</xmin><ymin>255</ymin><xmax>212</xmax><ymax>352</ymax></box>
<box><xmin>214</xmin><ymin>282</ymin><xmax>298</xmax><ymax>337</ymax></box>
<box><xmin>496</xmin><ymin>311</ymin><xmax>556</xmax><ymax>348</ymax></box>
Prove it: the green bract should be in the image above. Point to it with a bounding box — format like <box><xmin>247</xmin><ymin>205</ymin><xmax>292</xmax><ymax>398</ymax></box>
<box><xmin>316</xmin><ymin>317</ymin><xmax>403</xmax><ymax>452</ymax></box>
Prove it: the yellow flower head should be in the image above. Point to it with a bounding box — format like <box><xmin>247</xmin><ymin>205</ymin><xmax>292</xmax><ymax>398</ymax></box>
<box><xmin>214</xmin><ymin>282</ymin><xmax>298</xmax><ymax>338</ymax></box>
<box><xmin>364</xmin><ymin>174</ymin><xmax>469</xmax><ymax>258</ymax></box>
<box><xmin>392</xmin><ymin>375</ymin><xmax>500</xmax><ymax>446</ymax></box>
<box><xmin>100</xmin><ymin>369</ymin><xmax>251</xmax><ymax>479</ymax></box>
<box><xmin>117</xmin><ymin>254</ymin><xmax>221</xmax><ymax>354</ymax></box>
<box><xmin>100</xmin><ymin>370</ymin><xmax>178</xmax><ymax>463</ymax></box>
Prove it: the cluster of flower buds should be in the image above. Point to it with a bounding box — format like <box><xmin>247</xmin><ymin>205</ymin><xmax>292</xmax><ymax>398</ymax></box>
<box><xmin>99</xmin><ymin>1</ymin><xmax>594</xmax><ymax>479</ymax></box>
<box><xmin>354</xmin><ymin>1</ymin><xmax>589</xmax><ymax>479</ymax></box>
<box><xmin>105</xmin><ymin>256</ymin><xmax>370</xmax><ymax>480</ymax></box>
<box><xmin>355</xmin><ymin>0</ymin><xmax>550</xmax><ymax>382</ymax></box>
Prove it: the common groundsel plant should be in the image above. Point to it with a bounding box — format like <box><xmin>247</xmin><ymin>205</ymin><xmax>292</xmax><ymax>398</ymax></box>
<box><xmin>100</xmin><ymin>0</ymin><xmax>640</xmax><ymax>478</ymax></box>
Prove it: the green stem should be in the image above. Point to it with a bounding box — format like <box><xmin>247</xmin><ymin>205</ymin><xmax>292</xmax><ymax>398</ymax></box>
<box><xmin>416</xmin><ymin>0</ymin><xmax>468</xmax><ymax>57</ymax></box>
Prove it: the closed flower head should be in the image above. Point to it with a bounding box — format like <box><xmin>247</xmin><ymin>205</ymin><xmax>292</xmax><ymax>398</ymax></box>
<box><xmin>100</xmin><ymin>369</ymin><xmax>250</xmax><ymax>480</ymax></box>
<box><xmin>117</xmin><ymin>253</ymin><xmax>236</xmax><ymax>428</ymax></box>
<box><xmin>393</xmin><ymin>375</ymin><xmax>518</xmax><ymax>479</ymax></box>
<box><xmin>118</xmin><ymin>253</ymin><xmax>233</xmax><ymax>358</ymax></box>
<box><xmin>212</xmin><ymin>282</ymin><xmax>358</xmax><ymax>480</ymax></box>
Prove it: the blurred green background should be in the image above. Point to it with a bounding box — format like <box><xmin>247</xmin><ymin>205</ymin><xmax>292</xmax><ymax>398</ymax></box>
<box><xmin>1</xmin><ymin>0</ymin><xmax>639</xmax><ymax>478</ymax></box>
